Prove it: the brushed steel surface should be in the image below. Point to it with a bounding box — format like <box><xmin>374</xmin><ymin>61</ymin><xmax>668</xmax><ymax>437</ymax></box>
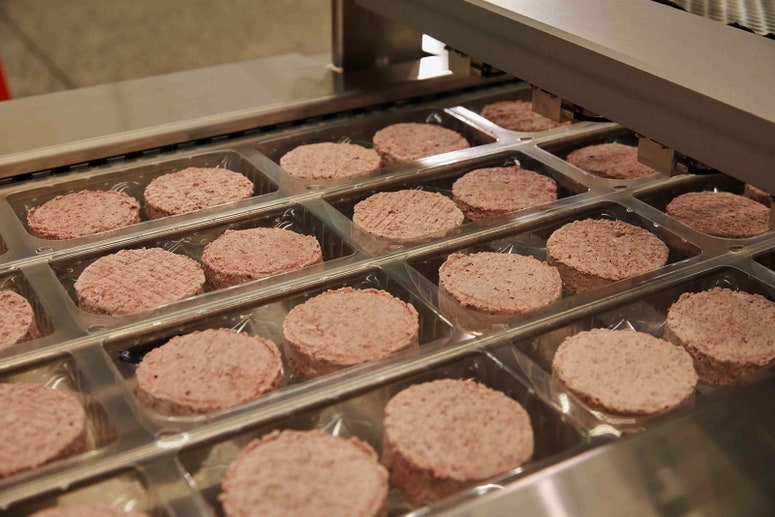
<box><xmin>0</xmin><ymin>52</ymin><xmax>490</xmax><ymax>179</ymax></box>
<box><xmin>358</xmin><ymin>0</ymin><xmax>775</xmax><ymax>193</ymax></box>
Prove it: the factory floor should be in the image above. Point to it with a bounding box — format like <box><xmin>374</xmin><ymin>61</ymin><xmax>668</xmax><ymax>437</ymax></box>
<box><xmin>0</xmin><ymin>0</ymin><xmax>330</xmax><ymax>99</ymax></box>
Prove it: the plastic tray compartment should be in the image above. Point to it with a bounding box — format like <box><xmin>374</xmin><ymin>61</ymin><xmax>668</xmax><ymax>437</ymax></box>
<box><xmin>255</xmin><ymin>107</ymin><xmax>497</xmax><ymax>177</ymax></box>
<box><xmin>176</xmin><ymin>349</ymin><xmax>591</xmax><ymax>516</ymax></box>
<box><xmin>0</xmin><ymin>270</ymin><xmax>54</xmax><ymax>348</ymax></box>
<box><xmin>634</xmin><ymin>173</ymin><xmax>772</xmax><ymax>240</ymax></box>
<box><xmin>321</xmin><ymin>149</ymin><xmax>588</xmax><ymax>256</ymax></box>
<box><xmin>537</xmin><ymin>127</ymin><xmax>662</xmax><ymax>182</ymax></box>
<box><xmin>0</xmin><ymin>355</ymin><xmax>117</xmax><ymax>485</ymax></box>
<box><xmin>5</xmin><ymin>468</ymin><xmax>160</xmax><ymax>516</ymax></box>
<box><xmin>405</xmin><ymin>202</ymin><xmax>701</xmax><ymax>330</ymax></box>
<box><xmin>452</xmin><ymin>85</ymin><xmax>580</xmax><ymax>136</ymax></box>
<box><xmin>497</xmin><ymin>265</ymin><xmax>775</xmax><ymax>431</ymax></box>
<box><xmin>103</xmin><ymin>266</ymin><xmax>455</xmax><ymax>424</ymax></box>
<box><xmin>5</xmin><ymin>150</ymin><xmax>278</xmax><ymax>239</ymax></box>
<box><xmin>49</xmin><ymin>203</ymin><xmax>356</xmax><ymax>322</ymax></box>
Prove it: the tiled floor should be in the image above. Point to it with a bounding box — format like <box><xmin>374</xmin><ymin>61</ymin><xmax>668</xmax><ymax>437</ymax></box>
<box><xmin>0</xmin><ymin>0</ymin><xmax>330</xmax><ymax>99</ymax></box>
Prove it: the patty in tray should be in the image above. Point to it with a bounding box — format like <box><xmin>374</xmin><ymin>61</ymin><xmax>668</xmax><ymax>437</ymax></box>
<box><xmin>666</xmin><ymin>190</ymin><xmax>770</xmax><ymax>238</ymax></box>
<box><xmin>219</xmin><ymin>430</ymin><xmax>388</xmax><ymax>517</ymax></box>
<box><xmin>566</xmin><ymin>143</ymin><xmax>658</xmax><ymax>180</ymax></box>
<box><xmin>201</xmin><ymin>227</ymin><xmax>323</xmax><ymax>290</ymax></box>
<box><xmin>75</xmin><ymin>248</ymin><xmax>205</xmax><ymax>315</ymax></box>
<box><xmin>0</xmin><ymin>382</ymin><xmax>88</xmax><ymax>479</ymax></box>
<box><xmin>451</xmin><ymin>166</ymin><xmax>558</xmax><ymax>221</ymax></box>
<box><xmin>372</xmin><ymin>123</ymin><xmax>469</xmax><ymax>166</ymax></box>
<box><xmin>552</xmin><ymin>328</ymin><xmax>697</xmax><ymax>416</ymax></box>
<box><xmin>743</xmin><ymin>183</ymin><xmax>772</xmax><ymax>207</ymax></box>
<box><xmin>479</xmin><ymin>99</ymin><xmax>567</xmax><ymax>132</ymax></box>
<box><xmin>382</xmin><ymin>379</ymin><xmax>533</xmax><ymax>504</ymax></box>
<box><xmin>439</xmin><ymin>252</ymin><xmax>561</xmax><ymax>315</ymax></box>
<box><xmin>353</xmin><ymin>189</ymin><xmax>464</xmax><ymax>242</ymax></box>
<box><xmin>279</xmin><ymin>142</ymin><xmax>381</xmax><ymax>180</ymax></box>
<box><xmin>283</xmin><ymin>287</ymin><xmax>419</xmax><ymax>378</ymax></box>
<box><xmin>27</xmin><ymin>189</ymin><xmax>141</xmax><ymax>240</ymax></box>
<box><xmin>665</xmin><ymin>287</ymin><xmax>775</xmax><ymax>385</ymax></box>
<box><xmin>546</xmin><ymin>218</ymin><xmax>669</xmax><ymax>294</ymax></box>
<box><xmin>0</xmin><ymin>290</ymin><xmax>40</xmax><ymax>350</ymax></box>
<box><xmin>135</xmin><ymin>328</ymin><xmax>283</xmax><ymax>416</ymax></box>
<box><xmin>143</xmin><ymin>167</ymin><xmax>254</xmax><ymax>220</ymax></box>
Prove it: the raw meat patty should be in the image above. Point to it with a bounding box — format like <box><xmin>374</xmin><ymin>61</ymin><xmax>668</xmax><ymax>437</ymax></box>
<box><xmin>452</xmin><ymin>166</ymin><xmax>558</xmax><ymax>221</ymax></box>
<box><xmin>382</xmin><ymin>379</ymin><xmax>533</xmax><ymax>504</ymax></box>
<box><xmin>353</xmin><ymin>189</ymin><xmax>464</xmax><ymax>241</ymax></box>
<box><xmin>0</xmin><ymin>383</ymin><xmax>87</xmax><ymax>479</ymax></box>
<box><xmin>27</xmin><ymin>190</ymin><xmax>141</xmax><ymax>240</ymax></box>
<box><xmin>552</xmin><ymin>328</ymin><xmax>697</xmax><ymax>416</ymax></box>
<box><xmin>283</xmin><ymin>287</ymin><xmax>419</xmax><ymax>378</ymax></box>
<box><xmin>75</xmin><ymin>248</ymin><xmax>205</xmax><ymax>315</ymax></box>
<box><xmin>279</xmin><ymin>142</ymin><xmax>381</xmax><ymax>180</ymax></box>
<box><xmin>143</xmin><ymin>167</ymin><xmax>254</xmax><ymax>219</ymax></box>
<box><xmin>136</xmin><ymin>328</ymin><xmax>283</xmax><ymax>416</ymax></box>
<box><xmin>31</xmin><ymin>505</ymin><xmax>150</xmax><ymax>517</ymax></box>
<box><xmin>439</xmin><ymin>252</ymin><xmax>561</xmax><ymax>315</ymax></box>
<box><xmin>665</xmin><ymin>287</ymin><xmax>775</xmax><ymax>385</ymax></box>
<box><xmin>480</xmin><ymin>100</ymin><xmax>567</xmax><ymax>132</ymax></box>
<box><xmin>0</xmin><ymin>290</ymin><xmax>39</xmax><ymax>350</ymax></box>
<box><xmin>201</xmin><ymin>228</ymin><xmax>323</xmax><ymax>289</ymax></box>
<box><xmin>372</xmin><ymin>123</ymin><xmax>469</xmax><ymax>166</ymax></box>
<box><xmin>546</xmin><ymin>219</ymin><xmax>669</xmax><ymax>294</ymax></box>
<box><xmin>219</xmin><ymin>430</ymin><xmax>388</xmax><ymax>517</ymax></box>
<box><xmin>665</xmin><ymin>191</ymin><xmax>770</xmax><ymax>238</ymax></box>
<box><xmin>566</xmin><ymin>143</ymin><xmax>658</xmax><ymax>179</ymax></box>
<box><xmin>743</xmin><ymin>184</ymin><xmax>772</xmax><ymax>207</ymax></box>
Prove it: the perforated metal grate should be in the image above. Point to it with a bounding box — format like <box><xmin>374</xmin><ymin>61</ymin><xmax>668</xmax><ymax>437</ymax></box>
<box><xmin>669</xmin><ymin>0</ymin><xmax>775</xmax><ymax>37</ymax></box>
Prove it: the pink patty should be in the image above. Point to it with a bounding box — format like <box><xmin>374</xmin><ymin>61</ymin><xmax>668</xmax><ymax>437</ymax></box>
<box><xmin>383</xmin><ymin>379</ymin><xmax>533</xmax><ymax>504</ymax></box>
<box><xmin>143</xmin><ymin>167</ymin><xmax>254</xmax><ymax>219</ymax></box>
<box><xmin>665</xmin><ymin>287</ymin><xmax>775</xmax><ymax>385</ymax></box>
<box><xmin>546</xmin><ymin>219</ymin><xmax>669</xmax><ymax>294</ymax></box>
<box><xmin>439</xmin><ymin>252</ymin><xmax>561</xmax><ymax>315</ymax></box>
<box><xmin>136</xmin><ymin>329</ymin><xmax>283</xmax><ymax>416</ymax></box>
<box><xmin>201</xmin><ymin>228</ymin><xmax>323</xmax><ymax>289</ymax></box>
<box><xmin>0</xmin><ymin>290</ymin><xmax>38</xmax><ymax>350</ymax></box>
<box><xmin>75</xmin><ymin>248</ymin><xmax>205</xmax><ymax>315</ymax></box>
<box><xmin>743</xmin><ymin>184</ymin><xmax>771</xmax><ymax>207</ymax></box>
<box><xmin>27</xmin><ymin>190</ymin><xmax>141</xmax><ymax>240</ymax></box>
<box><xmin>452</xmin><ymin>166</ymin><xmax>558</xmax><ymax>221</ymax></box>
<box><xmin>552</xmin><ymin>328</ymin><xmax>697</xmax><ymax>416</ymax></box>
<box><xmin>372</xmin><ymin>123</ymin><xmax>469</xmax><ymax>166</ymax></box>
<box><xmin>220</xmin><ymin>430</ymin><xmax>388</xmax><ymax>517</ymax></box>
<box><xmin>480</xmin><ymin>100</ymin><xmax>567</xmax><ymax>132</ymax></box>
<box><xmin>0</xmin><ymin>383</ymin><xmax>87</xmax><ymax>479</ymax></box>
<box><xmin>566</xmin><ymin>143</ymin><xmax>658</xmax><ymax>180</ymax></box>
<box><xmin>666</xmin><ymin>191</ymin><xmax>770</xmax><ymax>238</ymax></box>
<box><xmin>279</xmin><ymin>142</ymin><xmax>381</xmax><ymax>180</ymax></box>
<box><xmin>283</xmin><ymin>287</ymin><xmax>419</xmax><ymax>378</ymax></box>
<box><xmin>353</xmin><ymin>189</ymin><xmax>464</xmax><ymax>241</ymax></box>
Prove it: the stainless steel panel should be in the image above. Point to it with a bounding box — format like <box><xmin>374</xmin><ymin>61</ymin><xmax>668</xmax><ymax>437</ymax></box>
<box><xmin>358</xmin><ymin>0</ymin><xmax>775</xmax><ymax>193</ymax></box>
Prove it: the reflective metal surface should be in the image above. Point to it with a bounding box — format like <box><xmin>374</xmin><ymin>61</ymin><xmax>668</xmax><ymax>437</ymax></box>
<box><xmin>359</xmin><ymin>0</ymin><xmax>775</xmax><ymax>193</ymax></box>
<box><xmin>0</xmin><ymin>51</ymin><xmax>494</xmax><ymax>179</ymax></box>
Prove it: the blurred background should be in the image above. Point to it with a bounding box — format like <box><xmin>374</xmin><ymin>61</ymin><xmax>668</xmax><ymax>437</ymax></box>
<box><xmin>0</xmin><ymin>0</ymin><xmax>330</xmax><ymax>99</ymax></box>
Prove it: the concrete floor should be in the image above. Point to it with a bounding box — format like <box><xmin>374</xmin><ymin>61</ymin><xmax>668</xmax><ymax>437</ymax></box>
<box><xmin>0</xmin><ymin>0</ymin><xmax>330</xmax><ymax>99</ymax></box>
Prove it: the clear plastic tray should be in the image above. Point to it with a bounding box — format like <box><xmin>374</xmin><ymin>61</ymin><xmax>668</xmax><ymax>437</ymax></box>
<box><xmin>0</xmin><ymin>83</ymin><xmax>772</xmax><ymax>514</ymax></box>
